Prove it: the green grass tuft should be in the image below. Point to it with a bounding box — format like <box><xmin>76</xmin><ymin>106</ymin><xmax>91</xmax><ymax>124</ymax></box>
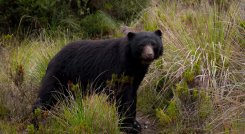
<box><xmin>36</xmin><ymin>94</ymin><xmax>120</xmax><ymax>134</ymax></box>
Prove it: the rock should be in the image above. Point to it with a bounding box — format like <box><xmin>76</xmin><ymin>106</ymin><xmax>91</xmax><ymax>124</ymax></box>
<box><xmin>144</xmin><ymin>121</ymin><xmax>150</xmax><ymax>125</ymax></box>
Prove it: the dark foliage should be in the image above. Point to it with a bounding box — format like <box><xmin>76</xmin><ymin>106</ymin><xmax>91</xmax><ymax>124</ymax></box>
<box><xmin>0</xmin><ymin>0</ymin><xmax>149</xmax><ymax>35</ymax></box>
<box><xmin>0</xmin><ymin>0</ymin><xmax>78</xmax><ymax>33</ymax></box>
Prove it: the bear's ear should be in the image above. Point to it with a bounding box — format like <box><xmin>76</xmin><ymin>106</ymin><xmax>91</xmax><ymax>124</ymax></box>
<box><xmin>127</xmin><ymin>32</ymin><xmax>136</xmax><ymax>40</ymax></box>
<box><xmin>154</xmin><ymin>29</ymin><xmax>162</xmax><ymax>37</ymax></box>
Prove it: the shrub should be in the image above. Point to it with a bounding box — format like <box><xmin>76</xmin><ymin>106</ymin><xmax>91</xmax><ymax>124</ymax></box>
<box><xmin>80</xmin><ymin>11</ymin><xmax>118</xmax><ymax>37</ymax></box>
<box><xmin>0</xmin><ymin>0</ymin><xmax>81</xmax><ymax>34</ymax></box>
<box><xmin>88</xmin><ymin>0</ymin><xmax>150</xmax><ymax>22</ymax></box>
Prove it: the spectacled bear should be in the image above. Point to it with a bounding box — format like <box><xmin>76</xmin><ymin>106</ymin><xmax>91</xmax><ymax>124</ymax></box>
<box><xmin>33</xmin><ymin>30</ymin><xmax>163</xmax><ymax>133</ymax></box>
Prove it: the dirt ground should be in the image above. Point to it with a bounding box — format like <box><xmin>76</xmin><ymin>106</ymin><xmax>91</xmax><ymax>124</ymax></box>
<box><xmin>137</xmin><ymin>112</ymin><xmax>158</xmax><ymax>134</ymax></box>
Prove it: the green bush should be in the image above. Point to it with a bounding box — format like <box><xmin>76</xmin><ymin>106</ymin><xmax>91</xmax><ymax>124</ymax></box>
<box><xmin>104</xmin><ymin>0</ymin><xmax>150</xmax><ymax>22</ymax></box>
<box><xmin>80</xmin><ymin>11</ymin><xmax>118</xmax><ymax>37</ymax></box>
<box><xmin>0</xmin><ymin>0</ymin><xmax>81</xmax><ymax>34</ymax></box>
<box><xmin>0</xmin><ymin>0</ymin><xmax>150</xmax><ymax>35</ymax></box>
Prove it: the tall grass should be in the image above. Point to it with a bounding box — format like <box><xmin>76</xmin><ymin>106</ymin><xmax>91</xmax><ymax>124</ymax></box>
<box><xmin>0</xmin><ymin>32</ymin><xmax>122</xmax><ymax>132</ymax></box>
<box><xmin>0</xmin><ymin>32</ymin><xmax>69</xmax><ymax>129</ymax></box>
<box><xmin>28</xmin><ymin>94</ymin><xmax>120</xmax><ymax>134</ymax></box>
<box><xmin>135</xmin><ymin>0</ymin><xmax>245</xmax><ymax>133</ymax></box>
<box><xmin>0</xmin><ymin>0</ymin><xmax>244</xmax><ymax>133</ymax></box>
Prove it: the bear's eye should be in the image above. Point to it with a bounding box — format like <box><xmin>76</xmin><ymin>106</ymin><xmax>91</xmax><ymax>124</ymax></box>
<box><xmin>139</xmin><ymin>45</ymin><xmax>145</xmax><ymax>49</ymax></box>
<box><xmin>151</xmin><ymin>43</ymin><xmax>158</xmax><ymax>49</ymax></box>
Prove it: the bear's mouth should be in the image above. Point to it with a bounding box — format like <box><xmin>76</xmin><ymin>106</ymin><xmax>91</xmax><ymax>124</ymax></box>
<box><xmin>141</xmin><ymin>58</ymin><xmax>154</xmax><ymax>65</ymax></box>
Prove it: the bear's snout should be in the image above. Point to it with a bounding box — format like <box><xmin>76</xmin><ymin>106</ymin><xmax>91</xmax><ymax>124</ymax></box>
<box><xmin>145</xmin><ymin>52</ymin><xmax>154</xmax><ymax>59</ymax></box>
<box><xmin>141</xmin><ymin>45</ymin><xmax>154</xmax><ymax>64</ymax></box>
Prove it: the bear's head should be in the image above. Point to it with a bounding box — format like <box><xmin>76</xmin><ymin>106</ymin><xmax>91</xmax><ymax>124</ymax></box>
<box><xmin>127</xmin><ymin>30</ymin><xmax>163</xmax><ymax>65</ymax></box>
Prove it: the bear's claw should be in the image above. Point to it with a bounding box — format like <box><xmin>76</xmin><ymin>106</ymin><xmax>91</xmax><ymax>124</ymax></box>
<box><xmin>121</xmin><ymin>120</ymin><xmax>141</xmax><ymax>134</ymax></box>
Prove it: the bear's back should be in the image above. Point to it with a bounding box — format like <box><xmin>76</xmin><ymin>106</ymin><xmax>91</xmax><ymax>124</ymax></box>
<box><xmin>46</xmin><ymin>37</ymin><xmax>129</xmax><ymax>87</ymax></box>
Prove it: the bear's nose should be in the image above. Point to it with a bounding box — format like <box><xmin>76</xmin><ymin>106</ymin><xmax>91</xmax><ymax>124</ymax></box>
<box><xmin>145</xmin><ymin>53</ymin><xmax>154</xmax><ymax>59</ymax></box>
<box><xmin>142</xmin><ymin>45</ymin><xmax>154</xmax><ymax>60</ymax></box>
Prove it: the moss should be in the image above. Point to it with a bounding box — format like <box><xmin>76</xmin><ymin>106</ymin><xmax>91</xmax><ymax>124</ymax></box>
<box><xmin>155</xmin><ymin>59</ymin><xmax>163</xmax><ymax>69</ymax></box>
<box><xmin>166</xmin><ymin>100</ymin><xmax>179</xmax><ymax>121</ymax></box>
<box><xmin>176</xmin><ymin>82</ymin><xmax>189</xmax><ymax>100</ymax></box>
<box><xmin>240</xmin><ymin>21</ymin><xmax>245</xmax><ymax>29</ymax></box>
<box><xmin>193</xmin><ymin>62</ymin><xmax>201</xmax><ymax>75</ymax></box>
<box><xmin>183</xmin><ymin>68</ymin><xmax>195</xmax><ymax>83</ymax></box>
<box><xmin>34</xmin><ymin>108</ymin><xmax>41</xmax><ymax>118</ymax></box>
<box><xmin>156</xmin><ymin>99</ymin><xmax>180</xmax><ymax>126</ymax></box>
<box><xmin>183</xmin><ymin>63</ymin><xmax>200</xmax><ymax>87</ymax></box>
<box><xmin>156</xmin><ymin>108</ymin><xmax>172</xmax><ymax>125</ymax></box>
<box><xmin>26</xmin><ymin>124</ymin><xmax>35</xmax><ymax>134</ymax></box>
<box><xmin>191</xmin><ymin>88</ymin><xmax>199</xmax><ymax>100</ymax></box>
<box><xmin>69</xmin><ymin>83</ymin><xmax>82</xmax><ymax>99</ymax></box>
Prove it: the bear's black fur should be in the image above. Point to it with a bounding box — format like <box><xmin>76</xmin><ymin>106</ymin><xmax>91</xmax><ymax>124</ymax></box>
<box><xmin>33</xmin><ymin>30</ymin><xmax>163</xmax><ymax>133</ymax></box>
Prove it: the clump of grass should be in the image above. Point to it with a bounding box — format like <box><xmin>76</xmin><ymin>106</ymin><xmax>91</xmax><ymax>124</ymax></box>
<box><xmin>34</xmin><ymin>94</ymin><xmax>120</xmax><ymax>134</ymax></box>
<box><xmin>155</xmin><ymin>99</ymin><xmax>179</xmax><ymax>126</ymax></box>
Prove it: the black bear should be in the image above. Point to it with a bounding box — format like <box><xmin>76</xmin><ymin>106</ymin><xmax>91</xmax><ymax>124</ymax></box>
<box><xmin>33</xmin><ymin>30</ymin><xmax>163</xmax><ymax>133</ymax></box>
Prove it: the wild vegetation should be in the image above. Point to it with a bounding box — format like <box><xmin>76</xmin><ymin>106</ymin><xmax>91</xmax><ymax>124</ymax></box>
<box><xmin>0</xmin><ymin>0</ymin><xmax>244</xmax><ymax>133</ymax></box>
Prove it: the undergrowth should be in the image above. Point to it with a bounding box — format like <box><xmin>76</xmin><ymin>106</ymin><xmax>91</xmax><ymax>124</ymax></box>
<box><xmin>0</xmin><ymin>0</ymin><xmax>244</xmax><ymax>133</ymax></box>
<box><xmin>136</xmin><ymin>0</ymin><xmax>245</xmax><ymax>133</ymax></box>
<box><xmin>27</xmin><ymin>94</ymin><xmax>120</xmax><ymax>134</ymax></box>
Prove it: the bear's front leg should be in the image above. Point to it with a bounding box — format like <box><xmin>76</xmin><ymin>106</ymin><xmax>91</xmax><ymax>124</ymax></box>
<box><xmin>117</xmin><ymin>86</ymin><xmax>141</xmax><ymax>134</ymax></box>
